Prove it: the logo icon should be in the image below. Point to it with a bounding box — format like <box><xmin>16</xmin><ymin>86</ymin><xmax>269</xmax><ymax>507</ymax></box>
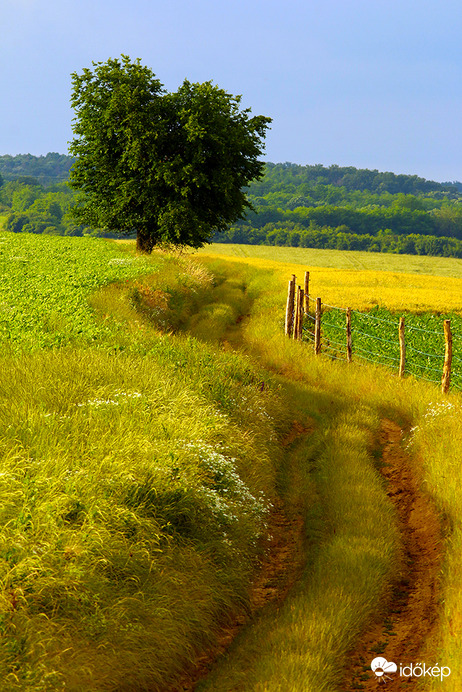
<box><xmin>371</xmin><ymin>657</ymin><xmax>398</xmax><ymax>683</ymax></box>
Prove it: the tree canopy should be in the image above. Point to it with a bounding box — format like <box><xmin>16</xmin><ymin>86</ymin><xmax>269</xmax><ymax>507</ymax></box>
<box><xmin>69</xmin><ymin>55</ymin><xmax>271</xmax><ymax>252</ymax></box>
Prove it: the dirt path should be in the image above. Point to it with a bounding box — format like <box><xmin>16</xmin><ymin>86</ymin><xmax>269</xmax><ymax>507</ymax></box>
<box><xmin>343</xmin><ymin>419</ymin><xmax>442</xmax><ymax>691</ymax></box>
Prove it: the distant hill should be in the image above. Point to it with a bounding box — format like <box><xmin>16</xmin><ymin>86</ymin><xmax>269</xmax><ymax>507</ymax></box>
<box><xmin>251</xmin><ymin>162</ymin><xmax>461</xmax><ymax>197</ymax></box>
<box><xmin>0</xmin><ymin>153</ymin><xmax>75</xmax><ymax>186</ymax></box>
<box><xmin>3</xmin><ymin>154</ymin><xmax>462</xmax><ymax>258</ymax></box>
<box><xmin>218</xmin><ymin>163</ymin><xmax>462</xmax><ymax>258</ymax></box>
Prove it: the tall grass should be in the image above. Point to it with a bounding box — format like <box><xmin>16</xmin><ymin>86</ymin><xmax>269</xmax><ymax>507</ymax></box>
<box><xmin>409</xmin><ymin>401</ymin><xmax>462</xmax><ymax>691</ymax></box>
<box><xmin>0</xmin><ymin>347</ymin><xmax>281</xmax><ymax>689</ymax></box>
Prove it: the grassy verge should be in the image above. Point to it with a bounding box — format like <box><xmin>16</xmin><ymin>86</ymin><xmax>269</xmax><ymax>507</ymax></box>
<box><xmin>196</xmin><ymin>251</ymin><xmax>462</xmax><ymax>690</ymax></box>
<box><xmin>0</xmin><ymin>344</ymin><xmax>289</xmax><ymax>691</ymax></box>
<box><xmin>409</xmin><ymin>402</ymin><xmax>462</xmax><ymax>690</ymax></box>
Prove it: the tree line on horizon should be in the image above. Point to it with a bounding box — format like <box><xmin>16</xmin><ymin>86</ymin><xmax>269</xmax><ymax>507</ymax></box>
<box><xmin>218</xmin><ymin>162</ymin><xmax>462</xmax><ymax>257</ymax></box>
<box><xmin>0</xmin><ymin>153</ymin><xmax>74</xmax><ymax>186</ymax></box>
<box><xmin>0</xmin><ymin>176</ymin><xmax>95</xmax><ymax>238</ymax></box>
<box><xmin>2</xmin><ymin>156</ymin><xmax>462</xmax><ymax>257</ymax></box>
<box><xmin>0</xmin><ymin>154</ymin><xmax>90</xmax><ymax>237</ymax></box>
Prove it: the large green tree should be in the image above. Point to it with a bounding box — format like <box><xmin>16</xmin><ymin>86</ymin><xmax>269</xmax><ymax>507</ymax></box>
<box><xmin>69</xmin><ymin>55</ymin><xmax>271</xmax><ymax>252</ymax></box>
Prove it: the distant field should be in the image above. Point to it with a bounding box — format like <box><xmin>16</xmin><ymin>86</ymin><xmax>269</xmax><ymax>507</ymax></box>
<box><xmin>200</xmin><ymin>243</ymin><xmax>462</xmax><ymax>278</ymax></box>
<box><xmin>198</xmin><ymin>243</ymin><xmax>462</xmax><ymax>314</ymax></box>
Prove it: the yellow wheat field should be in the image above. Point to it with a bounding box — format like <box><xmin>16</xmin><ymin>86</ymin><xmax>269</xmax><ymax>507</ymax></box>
<box><xmin>198</xmin><ymin>249</ymin><xmax>462</xmax><ymax>314</ymax></box>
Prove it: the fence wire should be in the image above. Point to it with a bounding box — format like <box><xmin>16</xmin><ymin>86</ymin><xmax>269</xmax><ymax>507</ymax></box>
<box><xmin>295</xmin><ymin>300</ymin><xmax>460</xmax><ymax>391</ymax></box>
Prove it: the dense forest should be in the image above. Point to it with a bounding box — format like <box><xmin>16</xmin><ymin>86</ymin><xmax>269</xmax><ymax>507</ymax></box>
<box><xmin>0</xmin><ymin>178</ymin><xmax>94</xmax><ymax>238</ymax></box>
<box><xmin>0</xmin><ymin>153</ymin><xmax>75</xmax><ymax>185</ymax></box>
<box><xmin>215</xmin><ymin>163</ymin><xmax>462</xmax><ymax>257</ymax></box>
<box><xmin>2</xmin><ymin>155</ymin><xmax>462</xmax><ymax>256</ymax></box>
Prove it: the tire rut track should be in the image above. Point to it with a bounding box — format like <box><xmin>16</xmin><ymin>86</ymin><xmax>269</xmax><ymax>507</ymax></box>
<box><xmin>344</xmin><ymin>419</ymin><xmax>442</xmax><ymax>691</ymax></box>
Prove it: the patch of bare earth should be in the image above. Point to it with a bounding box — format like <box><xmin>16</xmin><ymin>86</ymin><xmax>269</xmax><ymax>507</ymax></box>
<box><xmin>343</xmin><ymin>419</ymin><xmax>442</xmax><ymax>691</ymax></box>
<box><xmin>168</xmin><ymin>420</ymin><xmax>312</xmax><ymax>692</ymax></box>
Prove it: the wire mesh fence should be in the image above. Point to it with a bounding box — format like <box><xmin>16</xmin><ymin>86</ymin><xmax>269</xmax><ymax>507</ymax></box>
<box><xmin>285</xmin><ymin>271</ymin><xmax>461</xmax><ymax>392</ymax></box>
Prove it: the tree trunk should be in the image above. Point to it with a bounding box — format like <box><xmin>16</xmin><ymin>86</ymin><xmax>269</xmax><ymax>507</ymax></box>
<box><xmin>136</xmin><ymin>227</ymin><xmax>155</xmax><ymax>254</ymax></box>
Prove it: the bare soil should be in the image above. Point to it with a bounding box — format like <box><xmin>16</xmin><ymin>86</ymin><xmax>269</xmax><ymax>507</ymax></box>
<box><xmin>343</xmin><ymin>419</ymin><xmax>443</xmax><ymax>691</ymax></box>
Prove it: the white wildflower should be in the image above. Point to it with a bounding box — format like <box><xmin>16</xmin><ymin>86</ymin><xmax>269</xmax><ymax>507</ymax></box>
<box><xmin>76</xmin><ymin>391</ymin><xmax>142</xmax><ymax>408</ymax></box>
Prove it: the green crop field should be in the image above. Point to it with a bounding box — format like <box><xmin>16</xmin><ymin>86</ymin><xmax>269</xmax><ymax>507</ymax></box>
<box><xmin>0</xmin><ymin>233</ymin><xmax>154</xmax><ymax>350</ymax></box>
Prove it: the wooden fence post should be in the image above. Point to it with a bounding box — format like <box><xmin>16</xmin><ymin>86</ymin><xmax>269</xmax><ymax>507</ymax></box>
<box><xmin>399</xmin><ymin>316</ymin><xmax>406</xmax><ymax>378</ymax></box>
<box><xmin>442</xmin><ymin>319</ymin><xmax>452</xmax><ymax>394</ymax></box>
<box><xmin>293</xmin><ymin>286</ymin><xmax>300</xmax><ymax>340</ymax></box>
<box><xmin>346</xmin><ymin>307</ymin><xmax>352</xmax><ymax>363</ymax></box>
<box><xmin>314</xmin><ymin>297</ymin><xmax>322</xmax><ymax>355</ymax></box>
<box><xmin>304</xmin><ymin>271</ymin><xmax>310</xmax><ymax>315</ymax></box>
<box><xmin>293</xmin><ymin>287</ymin><xmax>304</xmax><ymax>341</ymax></box>
<box><xmin>298</xmin><ymin>288</ymin><xmax>304</xmax><ymax>340</ymax></box>
<box><xmin>284</xmin><ymin>275</ymin><xmax>296</xmax><ymax>336</ymax></box>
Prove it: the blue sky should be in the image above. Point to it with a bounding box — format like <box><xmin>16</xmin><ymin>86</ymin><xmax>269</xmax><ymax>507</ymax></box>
<box><xmin>1</xmin><ymin>0</ymin><xmax>461</xmax><ymax>182</ymax></box>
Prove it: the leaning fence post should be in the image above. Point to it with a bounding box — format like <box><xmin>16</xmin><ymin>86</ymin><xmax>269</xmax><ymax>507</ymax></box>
<box><xmin>285</xmin><ymin>275</ymin><xmax>296</xmax><ymax>336</ymax></box>
<box><xmin>304</xmin><ymin>271</ymin><xmax>310</xmax><ymax>315</ymax></box>
<box><xmin>346</xmin><ymin>307</ymin><xmax>352</xmax><ymax>363</ymax></box>
<box><xmin>314</xmin><ymin>297</ymin><xmax>322</xmax><ymax>355</ymax></box>
<box><xmin>442</xmin><ymin>319</ymin><xmax>452</xmax><ymax>394</ymax></box>
<box><xmin>399</xmin><ymin>316</ymin><xmax>406</xmax><ymax>378</ymax></box>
